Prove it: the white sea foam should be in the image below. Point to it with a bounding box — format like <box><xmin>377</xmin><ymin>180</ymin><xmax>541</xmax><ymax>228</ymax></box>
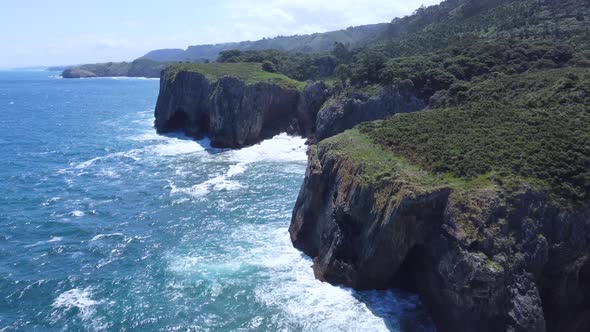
<box><xmin>168</xmin><ymin>256</ymin><xmax>246</xmax><ymax>277</ymax></box>
<box><xmin>69</xmin><ymin>211</ymin><xmax>85</xmax><ymax>217</ymax></box>
<box><xmin>170</xmin><ymin>171</ymin><xmax>244</xmax><ymax>198</ymax></box>
<box><xmin>24</xmin><ymin>236</ymin><xmax>64</xmax><ymax>248</ymax></box>
<box><xmin>42</xmin><ymin>197</ymin><xmax>62</xmax><ymax>206</ymax></box>
<box><xmin>49</xmin><ymin>236</ymin><xmax>63</xmax><ymax>242</ymax></box>
<box><xmin>166</xmin><ymin>222</ymin><xmax>432</xmax><ymax>331</ymax></box>
<box><xmin>257</xmin><ymin>255</ymin><xmax>390</xmax><ymax>330</ymax></box>
<box><xmin>129</xmin><ymin>131</ymin><xmax>169</xmax><ymax>142</ymax></box>
<box><xmin>149</xmin><ymin>139</ymin><xmax>204</xmax><ymax>156</ymax></box>
<box><xmin>97</xmin><ymin>168</ymin><xmax>120</xmax><ymax>178</ymax></box>
<box><xmin>91</xmin><ymin>233</ymin><xmax>125</xmax><ymax>242</ymax></box>
<box><xmin>169</xmin><ymin>182</ymin><xmax>209</xmax><ymax>198</ymax></box>
<box><xmin>253</xmin><ymin>229</ymin><xmax>432</xmax><ymax>331</ymax></box>
<box><xmin>227</xmin><ymin>133</ymin><xmax>307</xmax><ymax>163</ymax></box>
<box><xmin>52</xmin><ymin>288</ymin><xmax>99</xmax><ymax>321</ymax></box>
<box><xmin>226</xmin><ymin>163</ymin><xmax>247</xmax><ymax>177</ymax></box>
<box><xmin>72</xmin><ymin>150</ymin><xmax>141</xmax><ymax>170</ymax></box>
<box><xmin>8</xmin><ymin>101</ymin><xmax>14</xmax><ymax>105</ymax></box>
<box><xmin>166</xmin><ymin>134</ymin><xmax>307</xmax><ymax>199</ymax></box>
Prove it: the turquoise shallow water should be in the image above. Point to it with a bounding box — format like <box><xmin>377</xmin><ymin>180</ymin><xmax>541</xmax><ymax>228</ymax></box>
<box><xmin>0</xmin><ymin>71</ymin><xmax>433</xmax><ymax>331</ymax></box>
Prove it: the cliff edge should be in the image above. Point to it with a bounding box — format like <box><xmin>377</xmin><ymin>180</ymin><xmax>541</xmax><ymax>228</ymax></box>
<box><xmin>154</xmin><ymin>63</ymin><xmax>424</xmax><ymax>148</ymax></box>
<box><xmin>290</xmin><ymin>129</ymin><xmax>590</xmax><ymax>332</ymax></box>
<box><xmin>154</xmin><ymin>63</ymin><xmax>330</xmax><ymax>148</ymax></box>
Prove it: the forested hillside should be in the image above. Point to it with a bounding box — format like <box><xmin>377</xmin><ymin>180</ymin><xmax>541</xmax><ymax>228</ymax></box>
<box><xmin>140</xmin><ymin>23</ymin><xmax>388</xmax><ymax>62</ymax></box>
<box><xmin>380</xmin><ymin>0</ymin><xmax>590</xmax><ymax>56</ymax></box>
<box><xmin>215</xmin><ymin>0</ymin><xmax>590</xmax><ymax>83</ymax></box>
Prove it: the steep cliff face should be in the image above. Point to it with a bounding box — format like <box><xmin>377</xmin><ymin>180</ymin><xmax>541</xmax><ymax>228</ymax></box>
<box><xmin>154</xmin><ymin>71</ymin><xmax>211</xmax><ymax>138</ymax></box>
<box><xmin>290</xmin><ymin>130</ymin><xmax>590</xmax><ymax>332</ymax></box>
<box><xmin>208</xmin><ymin>77</ymin><xmax>300</xmax><ymax>147</ymax></box>
<box><xmin>154</xmin><ymin>66</ymin><xmax>426</xmax><ymax>148</ymax></box>
<box><xmin>296</xmin><ymin>81</ymin><xmax>330</xmax><ymax>137</ymax></box>
<box><xmin>154</xmin><ymin>70</ymin><xmax>317</xmax><ymax>148</ymax></box>
<box><xmin>315</xmin><ymin>86</ymin><xmax>425</xmax><ymax>142</ymax></box>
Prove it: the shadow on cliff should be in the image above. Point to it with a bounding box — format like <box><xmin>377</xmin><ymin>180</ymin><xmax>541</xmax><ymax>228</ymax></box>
<box><xmin>352</xmin><ymin>289</ymin><xmax>435</xmax><ymax>332</ymax></box>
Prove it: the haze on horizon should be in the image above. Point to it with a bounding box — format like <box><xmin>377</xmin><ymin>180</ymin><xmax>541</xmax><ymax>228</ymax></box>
<box><xmin>0</xmin><ymin>0</ymin><xmax>442</xmax><ymax>69</ymax></box>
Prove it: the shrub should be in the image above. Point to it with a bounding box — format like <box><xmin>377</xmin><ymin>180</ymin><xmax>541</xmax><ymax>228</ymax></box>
<box><xmin>262</xmin><ymin>61</ymin><xmax>276</xmax><ymax>73</ymax></box>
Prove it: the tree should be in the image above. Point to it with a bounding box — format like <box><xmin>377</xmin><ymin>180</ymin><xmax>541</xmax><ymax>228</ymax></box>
<box><xmin>355</xmin><ymin>49</ymin><xmax>387</xmax><ymax>83</ymax></box>
<box><xmin>334</xmin><ymin>64</ymin><xmax>351</xmax><ymax>85</ymax></box>
<box><xmin>262</xmin><ymin>61</ymin><xmax>276</xmax><ymax>73</ymax></box>
<box><xmin>218</xmin><ymin>50</ymin><xmax>243</xmax><ymax>63</ymax></box>
<box><xmin>332</xmin><ymin>42</ymin><xmax>352</xmax><ymax>63</ymax></box>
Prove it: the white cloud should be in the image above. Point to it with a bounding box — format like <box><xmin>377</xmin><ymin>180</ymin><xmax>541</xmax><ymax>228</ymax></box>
<box><xmin>221</xmin><ymin>0</ymin><xmax>442</xmax><ymax>40</ymax></box>
<box><xmin>0</xmin><ymin>0</ymin><xmax>443</xmax><ymax>67</ymax></box>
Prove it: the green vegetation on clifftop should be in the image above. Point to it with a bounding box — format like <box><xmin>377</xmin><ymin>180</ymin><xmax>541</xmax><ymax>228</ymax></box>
<box><xmin>358</xmin><ymin>67</ymin><xmax>590</xmax><ymax>204</ymax></box>
<box><xmin>320</xmin><ymin>128</ymin><xmax>498</xmax><ymax>209</ymax></box>
<box><xmin>165</xmin><ymin>62</ymin><xmax>306</xmax><ymax>90</ymax></box>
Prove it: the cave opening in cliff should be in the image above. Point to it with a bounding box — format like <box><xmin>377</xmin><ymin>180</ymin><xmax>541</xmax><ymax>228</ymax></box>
<box><xmin>163</xmin><ymin>110</ymin><xmax>189</xmax><ymax>132</ymax></box>
<box><xmin>390</xmin><ymin>244</ymin><xmax>429</xmax><ymax>293</ymax></box>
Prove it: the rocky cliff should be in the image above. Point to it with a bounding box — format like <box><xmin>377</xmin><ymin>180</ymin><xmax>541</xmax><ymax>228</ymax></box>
<box><xmin>289</xmin><ymin>129</ymin><xmax>590</xmax><ymax>332</ymax></box>
<box><xmin>61</xmin><ymin>59</ymin><xmax>167</xmax><ymax>79</ymax></box>
<box><xmin>154</xmin><ymin>65</ymin><xmax>425</xmax><ymax>148</ymax></box>
<box><xmin>154</xmin><ymin>67</ymin><xmax>331</xmax><ymax>148</ymax></box>
<box><xmin>62</xmin><ymin>68</ymin><xmax>97</xmax><ymax>78</ymax></box>
<box><xmin>315</xmin><ymin>86</ymin><xmax>425</xmax><ymax>142</ymax></box>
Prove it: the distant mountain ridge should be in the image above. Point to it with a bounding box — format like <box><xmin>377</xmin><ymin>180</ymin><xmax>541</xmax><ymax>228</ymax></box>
<box><xmin>140</xmin><ymin>23</ymin><xmax>389</xmax><ymax>62</ymax></box>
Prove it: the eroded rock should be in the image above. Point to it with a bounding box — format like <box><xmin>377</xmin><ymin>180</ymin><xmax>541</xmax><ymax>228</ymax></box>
<box><xmin>290</xmin><ymin>135</ymin><xmax>590</xmax><ymax>332</ymax></box>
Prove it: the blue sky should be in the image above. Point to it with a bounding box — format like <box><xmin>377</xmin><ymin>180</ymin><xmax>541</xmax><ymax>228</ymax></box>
<box><xmin>0</xmin><ymin>0</ymin><xmax>441</xmax><ymax>68</ymax></box>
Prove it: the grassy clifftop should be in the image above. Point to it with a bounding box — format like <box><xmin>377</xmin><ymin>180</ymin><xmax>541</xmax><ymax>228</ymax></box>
<box><xmin>164</xmin><ymin>63</ymin><xmax>306</xmax><ymax>90</ymax></box>
<box><xmin>355</xmin><ymin>67</ymin><xmax>590</xmax><ymax>205</ymax></box>
<box><xmin>321</xmin><ymin>128</ymin><xmax>494</xmax><ymax>199</ymax></box>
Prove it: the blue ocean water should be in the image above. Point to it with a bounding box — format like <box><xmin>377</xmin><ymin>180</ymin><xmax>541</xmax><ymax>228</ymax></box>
<box><xmin>0</xmin><ymin>71</ymin><xmax>433</xmax><ymax>331</ymax></box>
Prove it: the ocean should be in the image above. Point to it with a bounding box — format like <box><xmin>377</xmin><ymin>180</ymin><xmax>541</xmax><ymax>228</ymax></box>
<box><xmin>0</xmin><ymin>71</ymin><xmax>433</xmax><ymax>331</ymax></box>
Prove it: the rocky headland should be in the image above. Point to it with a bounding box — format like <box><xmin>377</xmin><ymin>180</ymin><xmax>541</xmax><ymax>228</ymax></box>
<box><xmin>61</xmin><ymin>59</ymin><xmax>168</xmax><ymax>79</ymax></box>
<box><xmin>151</xmin><ymin>57</ymin><xmax>590</xmax><ymax>332</ymax></box>
<box><xmin>289</xmin><ymin>129</ymin><xmax>590</xmax><ymax>332</ymax></box>
<box><xmin>154</xmin><ymin>63</ymin><xmax>422</xmax><ymax>148</ymax></box>
<box><xmin>148</xmin><ymin>0</ymin><xmax>590</xmax><ymax>328</ymax></box>
<box><xmin>152</xmin><ymin>56</ymin><xmax>590</xmax><ymax>331</ymax></box>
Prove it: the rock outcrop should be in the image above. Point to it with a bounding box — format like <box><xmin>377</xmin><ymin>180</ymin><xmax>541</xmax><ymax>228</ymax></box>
<box><xmin>154</xmin><ymin>71</ymin><xmax>211</xmax><ymax>138</ymax></box>
<box><xmin>296</xmin><ymin>81</ymin><xmax>330</xmax><ymax>138</ymax></box>
<box><xmin>62</xmin><ymin>68</ymin><xmax>97</xmax><ymax>78</ymax></box>
<box><xmin>315</xmin><ymin>86</ymin><xmax>425</xmax><ymax>142</ymax></box>
<box><xmin>154</xmin><ymin>68</ymin><xmax>425</xmax><ymax>148</ymax></box>
<box><xmin>155</xmin><ymin>70</ymin><xmax>329</xmax><ymax>148</ymax></box>
<box><xmin>208</xmin><ymin>77</ymin><xmax>300</xmax><ymax>148</ymax></box>
<box><xmin>289</xmin><ymin>132</ymin><xmax>590</xmax><ymax>332</ymax></box>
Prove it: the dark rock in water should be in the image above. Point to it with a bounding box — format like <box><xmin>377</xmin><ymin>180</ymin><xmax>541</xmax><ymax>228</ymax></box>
<box><xmin>315</xmin><ymin>86</ymin><xmax>425</xmax><ymax>142</ymax></box>
<box><xmin>290</xmin><ymin>137</ymin><xmax>590</xmax><ymax>332</ymax></box>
